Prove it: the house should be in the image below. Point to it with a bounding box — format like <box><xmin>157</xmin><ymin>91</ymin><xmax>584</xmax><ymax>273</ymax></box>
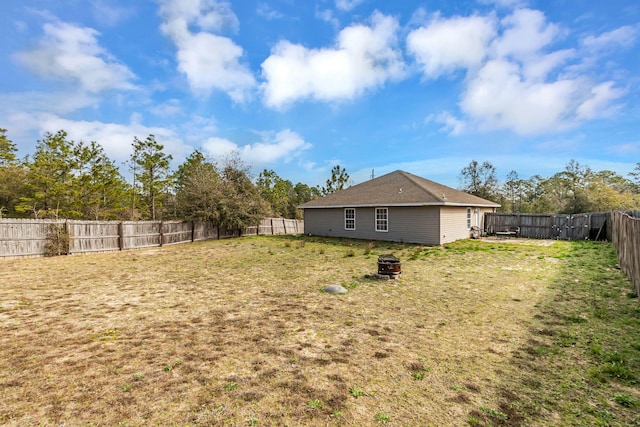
<box><xmin>298</xmin><ymin>170</ymin><xmax>500</xmax><ymax>245</ymax></box>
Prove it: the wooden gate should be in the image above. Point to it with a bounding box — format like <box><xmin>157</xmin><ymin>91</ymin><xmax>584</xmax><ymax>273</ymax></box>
<box><xmin>552</xmin><ymin>215</ymin><xmax>571</xmax><ymax>239</ymax></box>
<box><xmin>486</xmin><ymin>212</ymin><xmax>610</xmax><ymax>240</ymax></box>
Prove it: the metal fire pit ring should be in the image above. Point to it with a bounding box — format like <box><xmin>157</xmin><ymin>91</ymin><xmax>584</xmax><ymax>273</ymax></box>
<box><xmin>377</xmin><ymin>254</ymin><xmax>401</xmax><ymax>277</ymax></box>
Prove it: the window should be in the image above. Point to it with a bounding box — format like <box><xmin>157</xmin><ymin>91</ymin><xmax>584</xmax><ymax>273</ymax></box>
<box><xmin>466</xmin><ymin>208</ymin><xmax>472</xmax><ymax>229</ymax></box>
<box><xmin>345</xmin><ymin>208</ymin><xmax>355</xmax><ymax>230</ymax></box>
<box><xmin>376</xmin><ymin>208</ymin><xmax>388</xmax><ymax>232</ymax></box>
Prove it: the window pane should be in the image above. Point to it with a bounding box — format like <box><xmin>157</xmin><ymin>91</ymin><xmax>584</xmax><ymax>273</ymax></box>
<box><xmin>345</xmin><ymin>208</ymin><xmax>355</xmax><ymax>230</ymax></box>
<box><xmin>376</xmin><ymin>208</ymin><xmax>388</xmax><ymax>231</ymax></box>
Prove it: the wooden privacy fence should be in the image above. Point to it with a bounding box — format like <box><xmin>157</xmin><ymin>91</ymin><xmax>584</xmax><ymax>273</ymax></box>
<box><xmin>484</xmin><ymin>212</ymin><xmax>609</xmax><ymax>240</ymax></box>
<box><xmin>611</xmin><ymin>210</ymin><xmax>640</xmax><ymax>297</ymax></box>
<box><xmin>0</xmin><ymin>218</ymin><xmax>304</xmax><ymax>258</ymax></box>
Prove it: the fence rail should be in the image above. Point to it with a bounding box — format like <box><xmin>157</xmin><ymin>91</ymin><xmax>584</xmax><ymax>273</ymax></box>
<box><xmin>0</xmin><ymin>218</ymin><xmax>303</xmax><ymax>258</ymax></box>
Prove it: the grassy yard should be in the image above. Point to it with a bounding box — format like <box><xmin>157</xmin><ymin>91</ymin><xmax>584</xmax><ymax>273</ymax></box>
<box><xmin>0</xmin><ymin>236</ymin><xmax>639</xmax><ymax>426</ymax></box>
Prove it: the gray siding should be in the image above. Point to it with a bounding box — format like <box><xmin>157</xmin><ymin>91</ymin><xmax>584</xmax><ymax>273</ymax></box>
<box><xmin>303</xmin><ymin>206</ymin><xmax>442</xmax><ymax>245</ymax></box>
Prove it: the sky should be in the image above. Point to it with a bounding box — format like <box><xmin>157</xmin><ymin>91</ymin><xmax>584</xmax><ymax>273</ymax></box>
<box><xmin>1</xmin><ymin>0</ymin><xmax>639</xmax><ymax>188</ymax></box>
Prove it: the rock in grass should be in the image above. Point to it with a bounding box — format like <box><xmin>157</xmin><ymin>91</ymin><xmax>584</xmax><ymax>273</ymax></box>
<box><xmin>322</xmin><ymin>284</ymin><xmax>348</xmax><ymax>294</ymax></box>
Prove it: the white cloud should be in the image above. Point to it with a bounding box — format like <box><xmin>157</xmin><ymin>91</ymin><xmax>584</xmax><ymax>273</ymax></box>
<box><xmin>158</xmin><ymin>0</ymin><xmax>255</xmax><ymax>102</ymax></box>
<box><xmin>576</xmin><ymin>81</ymin><xmax>626</xmax><ymax>120</ymax></box>
<box><xmin>461</xmin><ymin>59</ymin><xmax>579</xmax><ymax>134</ymax></box>
<box><xmin>91</xmin><ymin>0</ymin><xmax>134</xmax><ymax>27</ymax></box>
<box><xmin>257</xmin><ymin>2</ymin><xmax>284</xmax><ymax>20</ymax></box>
<box><xmin>521</xmin><ymin>48</ymin><xmax>574</xmax><ymax>81</ymax></box>
<box><xmin>407</xmin><ymin>14</ymin><xmax>496</xmax><ymax>78</ymax></box>
<box><xmin>23</xmin><ymin>113</ymin><xmax>192</xmax><ymax>165</ymax></box>
<box><xmin>316</xmin><ymin>8</ymin><xmax>339</xmax><ymax>29</ymax></box>
<box><xmin>410</xmin><ymin>7</ymin><xmax>627</xmax><ymax>135</ymax></box>
<box><xmin>149</xmin><ymin>99</ymin><xmax>183</xmax><ymax>117</ymax></box>
<box><xmin>13</xmin><ymin>21</ymin><xmax>136</xmax><ymax>93</ymax></box>
<box><xmin>427</xmin><ymin>112</ymin><xmax>467</xmax><ymax>135</ymax></box>
<box><xmin>491</xmin><ymin>8</ymin><xmax>560</xmax><ymax>59</ymax></box>
<box><xmin>203</xmin><ymin>129</ymin><xmax>311</xmax><ymax>165</ymax></box>
<box><xmin>261</xmin><ymin>12</ymin><xmax>405</xmax><ymax>109</ymax></box>
<box><xmin>336</xmin><ymin>0</ymin><xmax>365</xmax><ymax>12</ymax></box>
<box><xmin>158</xmin><ymin>0</ymin><xmax>238</xmax><ymax>34</ymax></box>
<box><xmin>478</xmin><ymin>0</ymin><xmax>528</xmax><ymax>8</ymax></box>
<box><xmin>582</xmin><ymin>25</ymin><xmax>639</xmax><ymax>51</ymax></box>
<box><xmin>1</xmin><ymin>90</ymin><xmax>97</xmax><ymax>116</ymax></box>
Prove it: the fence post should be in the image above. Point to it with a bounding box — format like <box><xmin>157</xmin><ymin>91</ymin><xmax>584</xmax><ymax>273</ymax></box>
<box><xmin>159</xmin><ymin>221</ymin><xmax>164</xmax><ymax>247</ymax></box>
<box><xmin>191</xmin><ymin>221</ymin><xmax>195</xmax><ymax>242</ymax></box>
<box><xmin>65</xmin><ymin>220</ymin><xmax>71</xmax><ymax>255</ymax></box>
<box><xmin>118</xmin><ymin>222</ymin><xmax>124</xmax><ymax>250</ymax></box>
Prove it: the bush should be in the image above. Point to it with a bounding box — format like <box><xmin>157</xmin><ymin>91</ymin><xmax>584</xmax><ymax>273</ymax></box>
<box><xmin>45</xmin><ymin>223</ymin><xmax>70</xmax><ymax>256</ymax></box>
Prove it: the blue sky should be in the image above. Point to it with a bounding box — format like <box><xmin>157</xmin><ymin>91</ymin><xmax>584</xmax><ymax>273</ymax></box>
<box><xmin>1</xmin><ymin>0</ymin><xmax>639</xmax><ymax>188</ymax></box>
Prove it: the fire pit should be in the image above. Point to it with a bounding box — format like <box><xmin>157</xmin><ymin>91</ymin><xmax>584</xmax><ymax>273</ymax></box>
<box><xmin>377</xmin><ymin>254</ymin><xmax>401</xmax><ymax>278</ymax></box>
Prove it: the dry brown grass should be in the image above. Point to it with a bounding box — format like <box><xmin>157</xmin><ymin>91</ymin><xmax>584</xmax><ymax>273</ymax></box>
<box><xmin>0</xmin><ymin>236</ymin><xmax>602</xmax><ymax>425</ymax></box>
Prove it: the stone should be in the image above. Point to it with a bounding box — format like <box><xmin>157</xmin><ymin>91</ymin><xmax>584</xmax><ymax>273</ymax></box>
<box><xmin>322</xmin><ymin>284</ymin><xmax>348</xmax><ymax>294</ymax></box>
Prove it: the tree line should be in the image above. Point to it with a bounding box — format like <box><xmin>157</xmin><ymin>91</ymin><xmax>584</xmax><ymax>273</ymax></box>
<box><xmin>459</xmin><ymin>159</ymin><xmax>640</xmax><ymax>214</ymax></box>
<box><xmin>0</xmin><ymin>129</ymin><xmax>350</xmax><ymax>225</ymax></box>
<box><xmin>1</xmin><ymin>128</ymin><xmax>638</xmax><ymax>222</ymax></box>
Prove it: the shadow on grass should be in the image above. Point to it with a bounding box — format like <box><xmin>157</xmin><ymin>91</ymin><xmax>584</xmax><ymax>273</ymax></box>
<box><xmin>470</xmin><ymin>241</ymin><xmax>640</xmax><ymax>426</ymax></box>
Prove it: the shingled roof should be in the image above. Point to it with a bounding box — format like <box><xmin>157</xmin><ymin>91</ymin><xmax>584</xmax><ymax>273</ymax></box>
<box><xmin>299</xmin><ymin>170</ymin><xmax>500</xmax><ymax>208</ymax></box>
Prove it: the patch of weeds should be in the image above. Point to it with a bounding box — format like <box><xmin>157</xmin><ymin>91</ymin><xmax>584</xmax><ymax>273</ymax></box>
<box><xmin>585</xmin><ymin>406</ymin><xmax>616</xmax><ymax>422</ymax></box>
<box><xmin>450</xmin><ymin>384</ymin><xmax>466</xmax><ymax>390</ymax></box>
<box><xmin>614</xmin><ymin>393</ymin><xmax>637</xmax><ymax>408</ymax></box>
<box><xmin>467</xmin><ymin>415</ymin><xmax>481</xmax><ymax>426</ymax></box>
<box><xmin>224</xmin><ymin>381</ymin><xmax>239</xmax><ymax>391</ymax></box>
<box><xmin>45</xmin><ymin>223</ymin><xmax>70</xmax><ymax>256</ymax></box>
<box><xmin>411</xmin><ymin>371</ymin><xmax>425</xmax><ymax>380</ymax></box>
<box><xmin>318</xmin><ymin>247</ymin><xmax>325</xmax><ymax>254</ymax></box>
<box><xmin>247</xmin><ymin>417</ymin><xmax>259</xmax><ymax>426</ymax></box>
<box><xmin>349</xmin><ymin>387</ymin><xmax>368</xmax><ymax>398</ymax></box>
<box><xmin>94</xmin><ymin>328</ymin><xmax>119</xmax><ymax>341</ymax></box>
<box><xmin>132</xmin><ymin>372</ymin><xmax>145</xmax><ymax>381</ymax></box>
<box><xmin>592</xmin><ymin>306</ymin><xmax>609</xmax><ymax>319</ymax></box>
<box><xmin>163</xmin><ymin>359</ymin><xmax>183</xmax><ymax>373</ymax></box>
<box><xmin>344</xmin><ymin>249</ymin><xmax>355</xmax><ymax>257</ymax></box>
<box><xmin>375</xmin><ymin>412</ymin><xmax>391</xmax><ymax>424</ymax></box>
<box><xmin>306</xmin><ymin>398</ymin><xmax>323</xmax><ymax>409</ymax></box>
<box><xmin>296</xmin><ymin>240</ymin><xmax>306</xmax><ymax>248</ymax></box>
<box><xmin>121</xmin><ymin>383</ymin><xmax>132</xmax><ymax>392</ymax></box>
<box><xmin>599</xmin><ymin>362</ymin><xmax>636</xmax><ymax>383</ymax></box>
<box><xmin>343</xmin><ymin>281</ymin><xmax>360</xmax><ymax>290</ymax></box>
<box><xmin>284</xmin><ymin>240</ymin><xmax>291</xmax><ymax>247</ymax></box>
<box><xmin>408</xmin><ymin>248</ymin><xmax>422</xmax><ymax>261</ymax></box>
<box><xmin>565</xmin><ymin>315</ymin><xmax>587</xmax><ymax>324</ymax></box>
<box><xmin>364</xmin><ymin>242</ymin><xmax>374</xmax><ymax>255</ymax></box>
<box><xmin>480</xmin><ymin>406</ymin><xmax>508</xmax><ymax>421</ymax></box>
<box><xmin>408</xmin><ymin>362</ymin><xmax>428</xmax><ymax>380</ymax></box>
<box><xmin>332</xmin><ymin>410</ymin><xmax>344</xmax><ymax>418</ymax></box>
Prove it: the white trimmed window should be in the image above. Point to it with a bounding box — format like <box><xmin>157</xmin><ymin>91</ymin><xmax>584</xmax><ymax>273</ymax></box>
<box><xmin>466</xmin><ymin>208</ymin><xmax>472</xmax><ymax>229</ymax></box>
<box><xmin>345</xmin><ymin>208</ymin><xmax>355</xmax><ymax>230</ymax></box>
<box><xmin>376</xmin><ymin>208</ymin><xmax>388</xmax><ymax>232</ymax></box>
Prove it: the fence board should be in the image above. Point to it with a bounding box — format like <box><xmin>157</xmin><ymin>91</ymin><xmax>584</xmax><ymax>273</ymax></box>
<box><xmin>485</xmin><ymin>212</ymin><xmax>610</xmax><ymax>240</ymax></box>
<box><xmin>258</xmin><ymin>219</ymin><xmax>273</xmax><ymax>235</ymax></box>
<box><xmin>68</xmin><ymin>220</ymin><xmax>120</xmax><ymax>253</ymax></box>
<box><xmin>0</xmin><ymin>218</ymin><xmax>300</xmax><ymax>258</ymax></box>
<box><xmin>611</xmin><ymin>211</ymin><xmax>640</xmax><ymax>297</ymax></box>
<box><xmin>272</xmin><ymin>218</ymin><xmax>286</xmax><ymax>235</ymax></box>
<box><xmin>0</xmin><ymin>219</ymin><xmax>64</xmax><ymax>257</ymax></box>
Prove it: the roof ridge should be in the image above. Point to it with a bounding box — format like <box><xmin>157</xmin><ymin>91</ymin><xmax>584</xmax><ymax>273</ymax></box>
<box><xmin>398</xmin><ymin>170</ymin><xmax>446</xmax><ymax>202</ymax></box>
